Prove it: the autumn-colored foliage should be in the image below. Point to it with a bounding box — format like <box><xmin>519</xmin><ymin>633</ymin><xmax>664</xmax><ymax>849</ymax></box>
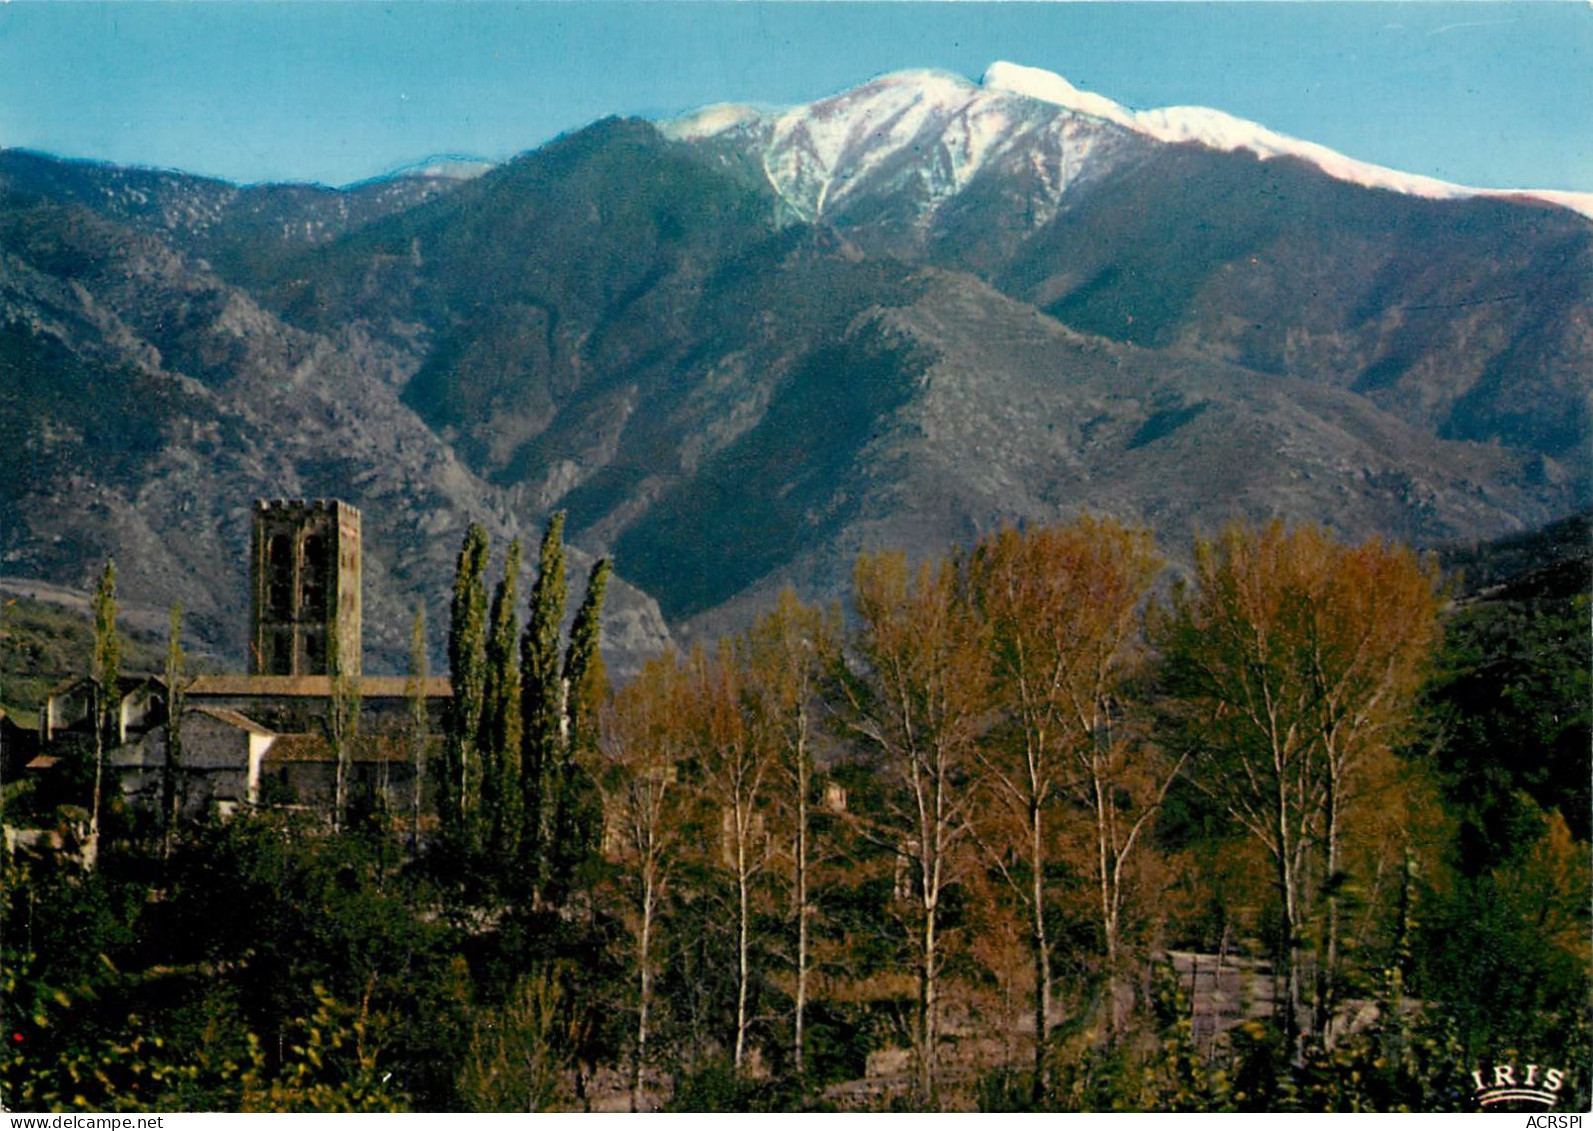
<box><xmin>4</xmin><ymin>515</ymin><xmax>1583</xmax><ymax>1113</ymax></box>
<box><xmin>1158</xmin><ymin>521</ymin><xmax>1443</xmax><ymax>1050</ymax></box>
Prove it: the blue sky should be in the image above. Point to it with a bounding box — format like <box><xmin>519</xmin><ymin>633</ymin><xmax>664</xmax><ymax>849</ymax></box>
<box><xmin>0</xmin><ymin>2</ymin><xmax>1587</xmax><ymax>192</ymax></box>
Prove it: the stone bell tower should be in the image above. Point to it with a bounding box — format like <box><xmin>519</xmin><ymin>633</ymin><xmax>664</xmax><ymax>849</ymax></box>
<box><xmin>248</xmin><ymin>499</ymin><xmax>362</xmax><ymax>677</ymax></box>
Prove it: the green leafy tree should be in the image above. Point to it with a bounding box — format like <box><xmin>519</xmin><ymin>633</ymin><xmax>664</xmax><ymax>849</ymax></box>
<box><xmin>564</xmin><ymin>557</ymin><xmax>611</xmax><ymax>765</ymax></box>
<box><xmin>152</xmin><ymin>815</ymin><xmax>473</xmax><ymax>1109</ymax></box>
<box><xmin>87</xmin><ymin>558</ymin><xmax>120</xmax><ymax>868</ymax></box>
<box><xmin>521</xmin><ymin>514</ymin><xmax>568</xmax><ymax>899</ymax></box>
<box><xmin>5</xmin><ymin>988</ymin><xmax>409</xmax><ymax>1113</ymax></box>
<box><xmin>517</xmin><ymin>519</ymin><xmax>612</xmax><ymax>906</ymax></box>
<box><xmin>161</xmin><ymin>603</ymin><xmax>187</xmax><ymax>860</ymax></box>
<box><xmin>326</xmin><ymin>617</ymin><xmax>361</xmax><ymax>831</ymax></box>
<box><xmin>406</xmin><ymin>603</ymin><xmax>429</xmax><ymax>857</ymax></box>
<box><xmin>445</xmin><ymin>523</ymin><xmax>490</xmax><ymax>851</ymax></box>
<box><xmin>240</xmin><ymin>987</ymin><xmax>411</xmax><ymax>1112</ymax></box>
<box><xmin>482</xmin><ymin>538</ymin><xmax>524</xmax><ymax>871</ymax></box>
<box><xmin>547</xmin><ymin>556</ymin><xmax>611</xmax><ymax>903</ymax></box>
<box><xmin>1422</xmin><ymin>593</ymin><xmax>1591</xmax><ymax>871</ymax></box>
<box><xmin>458</xmin><ymin>967</ymin><xmax>580</xmax><ymax>1111</ymax></box>
<box><xmin>1415</xmin><ymin>808</ymin><xmax>1591</xmax><ymax>1077</ymax></box>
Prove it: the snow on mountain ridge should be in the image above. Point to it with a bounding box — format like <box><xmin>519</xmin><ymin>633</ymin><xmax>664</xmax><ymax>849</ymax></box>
<box><xmin>762</xmin><ymin>70</ymin><xmax>1010</xmax><ymax>219</ymax></box>
<box><xmin>664</xmin><ymin>62</ymin><xmax>1593</xmax><ymax>222</ymax></box>
<box><xmin>980</xmin><ymin>61</ymin><xmax>1138</xmax><ymax>131</ymax></box>
<box><xmin>680</xmin><ymin>69</ymin><xmax>1121</xmax><ymax>225</ymax></box>
<box><xmin>982</xmin><ymin>61</ymin><xmax>1593</xmax><ymax>220</ymax></box>
<box><xmin>662</xmin><ymin>103</ymin><xmax>764</xmax><ymax>141</ymax></box>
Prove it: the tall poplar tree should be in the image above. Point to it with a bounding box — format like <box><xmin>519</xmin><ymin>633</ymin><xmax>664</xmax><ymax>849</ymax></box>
<box><xmin>87</xmin><ymin>558</ymin><xmax>120</xmax><ymax>869</ymax></box>
<box><xmin>520</xmin><ymin>514</ymin><xmax>567</xmax><ymax>897</ymax></box>
<box><xmin>482</xmin><ymin>538</ymin><xmax>524</xmax><ymax>869</ymax></box>
<box><xmin>161</xmin><ymin>603</ymin><xmax>186</xmax><ymax>861</ymax></box>
<box><xmin>446</xmin><ymin>523</ymin><xmax>491</xmax><ymax>851</ymax></box>
<box><xmin>406</xmin><ymin>602</ymin><xmax>429</xmax><ymax>858</ymax></box>
<box><xmin>563</xmin><ymin>557</ymin><xmax>611</xmax><ymax>763</ymax></box>
<box><xmin>326</xmin><ymin>616</ymin><xmax>361</xmax><ymax>831</ymax></box>
<box><xmin>546</xmin><ymin>557</ymin><xmax>611</xmax><ymax>902</ymax></box>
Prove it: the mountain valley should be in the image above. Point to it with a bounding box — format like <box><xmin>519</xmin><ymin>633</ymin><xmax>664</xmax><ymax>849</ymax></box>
<box><xmin>1</xmin><ymin>63</ymin><xmax>1587</xmax><ymax>672</ymax></box>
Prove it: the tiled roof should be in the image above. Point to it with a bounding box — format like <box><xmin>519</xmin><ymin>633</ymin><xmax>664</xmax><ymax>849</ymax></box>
<box><xmin>261</xmin><ymin>732</ymin><xmax>423</xmax><ymax>765</ymax></box>
<box><xmin>187</xmin><ymin>675</ymin><xmax>451</xmax><ymax>699</ymax></box>
<box><xmin>45</xmin><ymin>675</ymin><xmax>83</xmax><ymax>697</ymax></box>
<box><xmin>263</xmin><ymin>734</ymin><xmax>332</xmax><ymax>763</ymax></box>
<box><xmin>191</xmin><ymin>706</ymin><xmax>276</xmax><ymax>736</ymax></box>
<box><xmin>45</xmin><ymin>674</ymin><xmax>161</xmax><ymax>698</ymax></box>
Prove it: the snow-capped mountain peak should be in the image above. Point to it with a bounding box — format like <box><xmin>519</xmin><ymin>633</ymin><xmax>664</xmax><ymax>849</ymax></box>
<box><xmin>663</xmin><ymin>62</ymin><xmax>1593</xmax><ymax>223</ymax></box>
<box><xmin>980</xmin><ymin>61</ymin><xmax>1138</xmax><ymax>131</ymax></box>
<box><xmin>667</xmin><ymin>67</ymin><xmax>1131</xmax><ymax>225</ymax></box>
<box><xmin>762</xmin><ymin>69</ymin><xmax>1024</xmax><ymax>219</ymax></box>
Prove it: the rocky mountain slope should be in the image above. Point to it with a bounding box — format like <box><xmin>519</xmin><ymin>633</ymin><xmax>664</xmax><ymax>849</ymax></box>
<box><xmin>0</xmin><ymin>154</ymin><xmax>668</xmax><ymax>673</ymax></box>
<box><xmin>679</xmin><ymin>67</ymin><xmax>1591</xmax><ymax>461</ymax></box>
<box><xmin>1</xmin><ymin>63</ymin><xmax>1586</xmax><ymax>665</ymax></box>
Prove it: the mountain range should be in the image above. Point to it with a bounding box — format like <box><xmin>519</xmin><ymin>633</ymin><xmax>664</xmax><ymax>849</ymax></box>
<box><xmin>1</xmin><ymin>63</ymin><xmax>1587</xmax><ymax>672</ymax></box>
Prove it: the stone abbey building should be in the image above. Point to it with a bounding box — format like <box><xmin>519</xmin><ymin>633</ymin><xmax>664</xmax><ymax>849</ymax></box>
<box><xmin>30</xmin><ymin>500</ymin><xmax>449</xmax><ymax>823</ymax></box>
